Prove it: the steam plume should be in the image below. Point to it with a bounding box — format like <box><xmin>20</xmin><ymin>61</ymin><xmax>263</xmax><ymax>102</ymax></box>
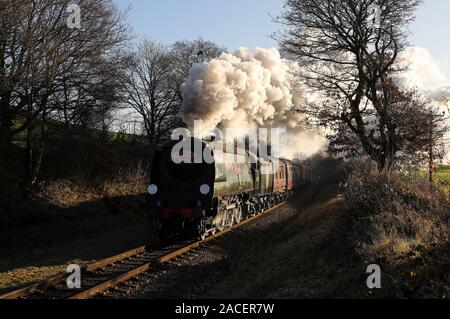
<box><xmin>181</xmin><ymin>47</ymin><xmax>325</xmax><ymax>158</ymax></box>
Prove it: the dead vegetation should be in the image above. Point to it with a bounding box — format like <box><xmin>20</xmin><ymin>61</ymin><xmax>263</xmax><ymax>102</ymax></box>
<box><xmin>344</xmin><ymin>167</ymin><xmax>450</xmax><ymax>298</ymax></box>
<box><xmin>200</xmin><ymin>157</ymin><xmax>449</xmax><ymax>299</ymax></box>
<box><xmin>1</xmin><ymin>133</ymin><xmax>151</xmax><ymax>224</ymax></box>
<box><xmin>200</xmin><ymin>156</ymin><xmax>365</xmax><ymax>298</ymax></box>
<box><xmin>0</xmin><ymin>133</ymin><xmax>153</xmax><ymax>275</ymax></box>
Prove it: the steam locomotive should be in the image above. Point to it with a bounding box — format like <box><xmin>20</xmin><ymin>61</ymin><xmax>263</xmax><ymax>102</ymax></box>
<box><xmin>147</xmin><ymin>138</ymin><xmax>310</xmax><ymax>241</ymax></box>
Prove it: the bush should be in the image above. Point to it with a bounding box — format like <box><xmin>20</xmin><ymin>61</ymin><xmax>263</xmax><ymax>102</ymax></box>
<box><xmin>344</xmin><ymin>168</ymin><xmax>450</xmax><ymax>298</ymax></box>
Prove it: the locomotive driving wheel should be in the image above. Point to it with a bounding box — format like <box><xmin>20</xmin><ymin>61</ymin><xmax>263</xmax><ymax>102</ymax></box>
<box><xmin>233</xmin><ymin>206</ymin><xmax>243</xmax><ymax>225</ymax></box>
<box><xmin>196</xmin><ymin>218</ymin><xmax>207</xmax><ymax>241</ymax></box>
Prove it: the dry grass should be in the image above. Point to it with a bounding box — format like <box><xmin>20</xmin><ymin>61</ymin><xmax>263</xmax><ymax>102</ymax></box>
<box><xmin>37</xmin><ymin>164</ymin><xmax>148</xmax><ymax>208</ymax></box>
<box><xmin>0</xmin><ymin>265</ymin><xmax>66</xmax><ymax>291</ymax></box>
<box><xmin>0</xmin><ymin>220</ymin><xmax>152</xmax><ymax>293</ymax></box>
<box><xmin>0</xmin><ymin>134</ymin><xmax>154</xmax><ymax>290</ymax></box>
<box><xmin>0</xmin><ymin>133</ymin><xmax>154</xmax><ymax>293</ymax></box>
<box><xmin>344</xmin><ymin>168</ymin><xmax>450</xmax><ymax>298</ymax></box>
<box><xmin>202</xmin><ymin>157</ymin><xmax>366</xmax><ymax>298</ymax></box>
<box><xmin>203</xmin><ymin>188</ymin><xmax>362</xmax><ymax>298</ymax></box>
<box><xmin>0</xmin><ymin>161</ymin><xmax>152</xmax><ymax>292</ymax></box>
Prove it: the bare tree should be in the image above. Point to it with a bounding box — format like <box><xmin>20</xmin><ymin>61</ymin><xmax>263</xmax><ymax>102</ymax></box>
<box><xmin>170</xmin><ymin>38</ymin><xmax>225</xmax><ymax>103</ymax></box>
<box><xmin>170</xmin><ymin>38</ymin><xmax>226</xmax><ymax>82</ymax></box>
<box><xmin>121</xmin><ymin>41</ymin><xmax>182</xmax><ymax>150</ymax></box>
<box><xmin>328</xmin><ymin>81</ymin><xmax>449</xmax><ymax>170</ymax></box>
<box><xmin>120</xmin><ymin>39</ymin><xmax>225</xmax><ymax>150</ymax></box>
<box><xmin>0</xmin><ymin>0</ymin><xmax>129</xmax><ymax>184</ymax></box>
<box><xmin>277</xmin><ymin>0</ymin><xmax>424</xmax><ymax>172</ymax></box>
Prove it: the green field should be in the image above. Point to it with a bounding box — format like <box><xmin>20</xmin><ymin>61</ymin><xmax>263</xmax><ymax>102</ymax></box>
<box><xmin>11</xmin><ymin>119</ymin><xmax>148</xmax><ymax>148</ymax></box>
<box><xmin>404</xmin><ymin>164</ymin><xmax>450</xmax><ymax>195</ymax></box>
<box><xmin>435</xmin><ymin>165</ymin><xmax>450</xmax><ymax>188</ymax></box>
<box><xmin>432</xmin><ymin>165</ymin><xmax>450</xmax><ymax>197</ymax></box>
<box><xmin>436</xmin><ymin>165</ymin><xmax>450</xmax><ymax>180</ymax></box>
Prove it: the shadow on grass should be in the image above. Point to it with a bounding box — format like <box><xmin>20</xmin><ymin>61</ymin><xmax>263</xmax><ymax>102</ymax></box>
<box><xmin>121</xmin><ymin>177</ymin><xmax>364</xmax><ymax>299</ymax></box>
<box><xmin>0</xmin><ymin>193</ymin><xmax>154</xmax><ymax>274</ymax></box>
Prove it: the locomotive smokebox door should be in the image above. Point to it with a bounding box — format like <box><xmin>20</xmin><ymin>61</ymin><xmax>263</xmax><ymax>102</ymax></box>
<box><xmin>147</xmin><ymin>138</ymin><xmax>215</xmax><ymax>240</ymax></box>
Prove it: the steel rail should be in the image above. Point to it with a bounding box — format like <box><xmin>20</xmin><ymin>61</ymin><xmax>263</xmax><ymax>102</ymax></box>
<box><xmin>0</xmin><ymin>200</ymin><xmax>288</xmax><ymax>300</ymax></box>
<box><xmin>69</xmin><ymin>200</ymin><xmax>288</xmax><ymax>299</ymax></box>
<box><xmin>0</xmin><ymin>246</ymin><xmax>150</xmax><ymax>299</ymax></box>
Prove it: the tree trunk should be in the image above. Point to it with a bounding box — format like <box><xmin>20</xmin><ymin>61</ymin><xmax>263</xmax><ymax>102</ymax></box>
<box><xmin>0</xmin><ymin>94</ymin><xmax>13</xmax><ymax>165</ymax></box>
<box><xmin>0</xmin><ymin>120</ymin><xmax>13</xmax><ymax>163</ymax></box>
<box><xmin>148</xmin><ymin>135</ymin><xmax>155</xmax><ymax>151</ymax></box>
<box><xmin>24</xmin><ymin>96</ymin><xmax>34</xmax><ymax>187</ymax></box>
<box><xmin>32</xmin><ymin>143</ymin><xmax>44</xmax><ymax>186</ymax></box>
<box><xmin>31</xmin><ymin>103</ymin><xmax>48</xmax><ymax>185</ymax></box>
<box><xmin>24</xmin><ymin>124</ymin><xmax>33</xmax><ymax>187</ymax></box>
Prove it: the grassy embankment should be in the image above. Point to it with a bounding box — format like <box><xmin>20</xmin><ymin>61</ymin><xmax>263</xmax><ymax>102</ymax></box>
<box><xmin>0</xmin><ymin>125</ymin><xmax>154</xmax><ymax>292</ymax></box>
<box><xmin>203</xmin><ymin>158</ymin><xmax>449</xmax><ymax>299</ymax></box>
<box><xmin>203</xmin><ymin>157</ymin><xmax>366</xmax><ymax>298</ymax></box>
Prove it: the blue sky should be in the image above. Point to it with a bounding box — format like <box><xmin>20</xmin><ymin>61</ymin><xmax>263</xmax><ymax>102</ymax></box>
<box><xmin>116</xmin><ymin>0</ymin><xmax>450</xmax><ymax>79</ymax></box>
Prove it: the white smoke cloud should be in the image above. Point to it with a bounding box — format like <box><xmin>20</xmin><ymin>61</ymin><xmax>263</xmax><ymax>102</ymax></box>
<box><xmin>397</xmin><ymin>47</ymin><xmax>450</xmax><ymax>163</ymax></box>
<box><xmin>181</xmin><ymin>47</ymin><xmax>325</xmax><ymax>159</ymax></box>
<box><xmin>279</xmin><ymin>129</ymin><xmax>327</xmax><ymax>159</ymax></box>
<box><xmin>182</xmin><ymin>47</ymin><xmax>300</xmax><ymax>131</ymax></box>
<box><xmin>180</xmin><ymin>46</ymin><xmax>449</xmax><ymax>161</ymax></box>
<box><xmin>397</xmin><ymin>47</ymin><xmax>450</xmax><ymax>99</ymax></box>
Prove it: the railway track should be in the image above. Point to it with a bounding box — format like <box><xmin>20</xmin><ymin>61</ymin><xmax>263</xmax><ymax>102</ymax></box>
<box><xmin>0</xmin><ymin>200</ymin><xmax>289</xmax><ymax>300</ymax></box>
